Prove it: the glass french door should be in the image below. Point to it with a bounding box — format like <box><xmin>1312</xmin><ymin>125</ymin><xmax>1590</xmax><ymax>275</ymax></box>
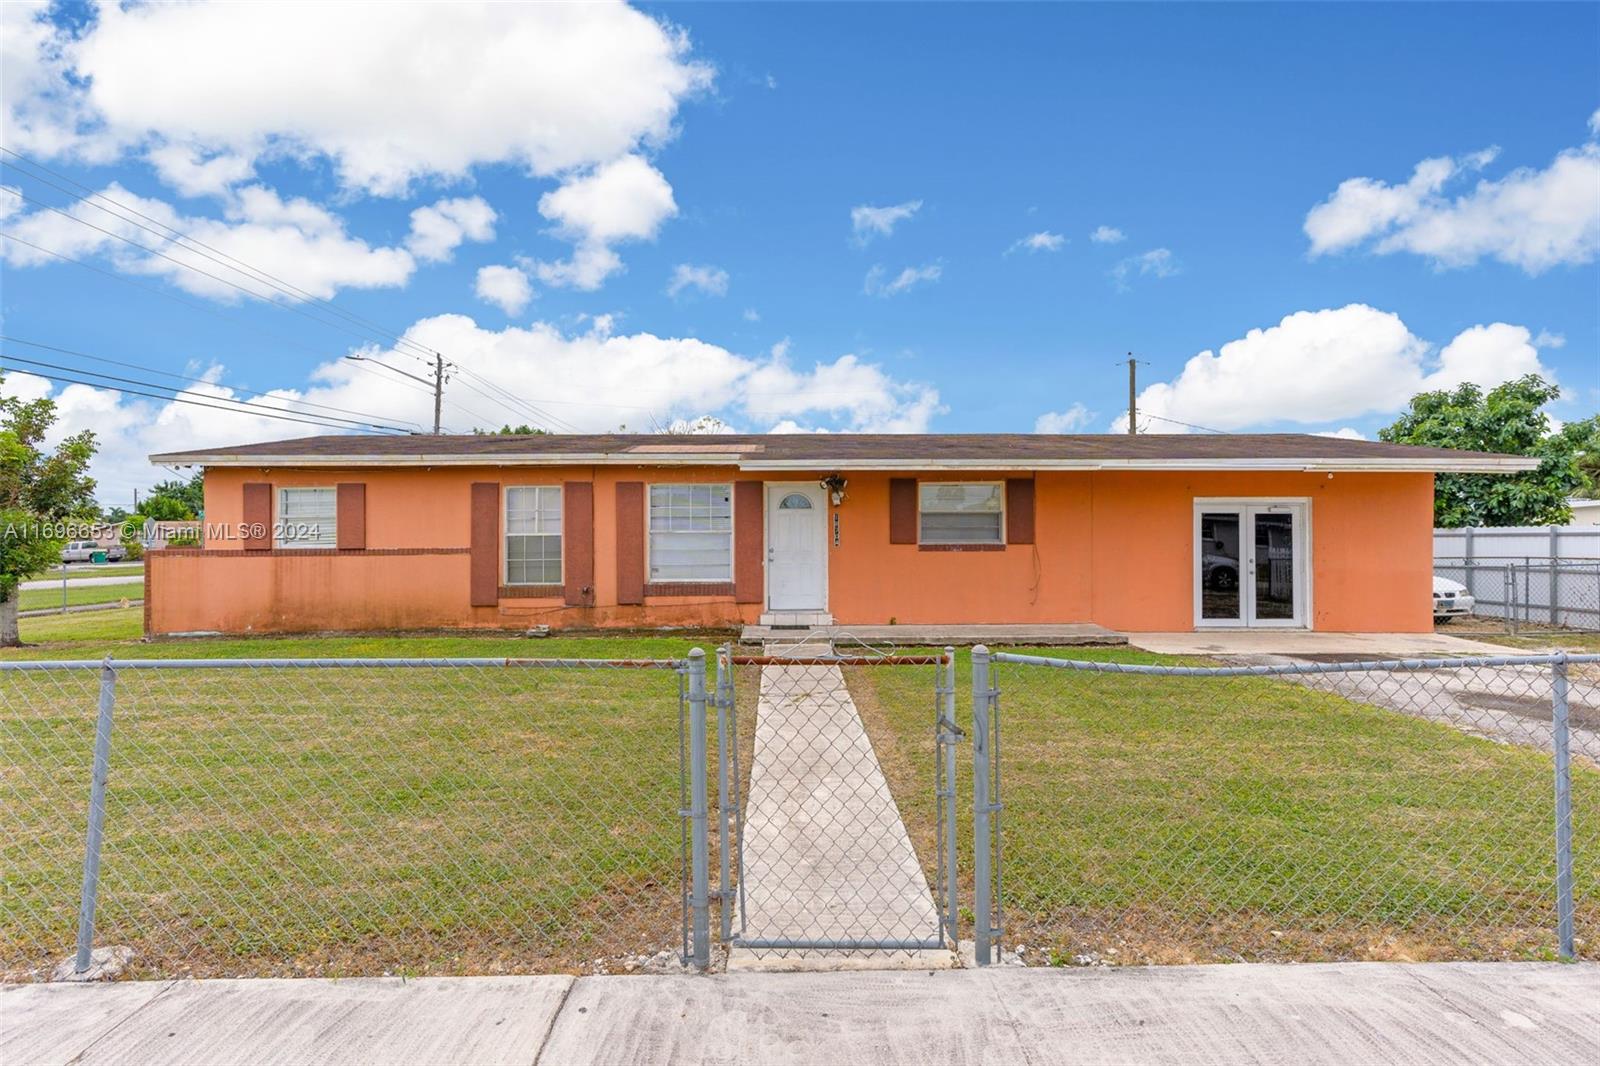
<box><xmin>1195</xmin><ymin>502</ymin><xmax>1307</xmax><ymax>628</ymax></box>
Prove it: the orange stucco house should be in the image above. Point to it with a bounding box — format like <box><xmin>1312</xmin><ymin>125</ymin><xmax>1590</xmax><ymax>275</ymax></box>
<box><xmin>144</xmin><ymin>433</ymin><xmax>1534</xmax><ymax>636</ymax></box>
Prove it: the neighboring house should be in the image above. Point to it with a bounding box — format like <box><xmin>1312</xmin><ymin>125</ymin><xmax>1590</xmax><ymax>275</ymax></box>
<box><xmin>1568</xmin><ymin>497</ymin><xmax>1600</xmax><ymax>526</ymax></box>
<box><xmin>144</xmin><ymin>433</ymin><xmax>1534</xmax><ymax>636</ymax></box>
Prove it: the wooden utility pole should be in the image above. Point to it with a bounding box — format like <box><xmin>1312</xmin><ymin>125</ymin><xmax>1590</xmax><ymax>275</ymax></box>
<box><xmin>1126</xmin><ymin>354</ymin><xmax>1138</xmax><ymax>435</ymax></box>
<box><xmin>432</xmin><ymin>354</ymin><xmax>444</xmax><ymax>435</ymax></box>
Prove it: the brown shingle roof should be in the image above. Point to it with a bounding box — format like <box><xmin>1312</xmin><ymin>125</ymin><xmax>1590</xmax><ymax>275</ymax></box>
<box><xmin>149</xmin><ymin>432</ymin><xmax>1537</xmax><ymax>473</ymax></box>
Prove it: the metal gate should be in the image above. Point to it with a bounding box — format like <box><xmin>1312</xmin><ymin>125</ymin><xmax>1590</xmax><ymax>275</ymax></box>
<box><xmin>699</xmin><ymin>644</ymin><xmax>958</xmax><ymax>960</ymax></box>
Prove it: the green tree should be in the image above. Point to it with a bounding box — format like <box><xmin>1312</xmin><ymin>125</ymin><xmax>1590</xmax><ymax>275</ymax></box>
<box><xmin>1</xmin><ymin>384</ymin><xmax>98</xmax><ymax>645</ymax></box>
<box><xmin>472</xmin><ymin>424</ymin><xmax>547</xmax><ymax>436</ymax></box>
<box><xmin>135</xmin><ymin>494</ymin><xmax>196</xmax><ymax>522</ymax></box>
<box><xmin>144</xmin><ymin>472</ymin><xmax>204</xmax><ymax>518</ymax></box>
<box><xmin>1379</xmin><ymin>374</ymin><xmax>1599</xmax><ymax>527</ymax></box>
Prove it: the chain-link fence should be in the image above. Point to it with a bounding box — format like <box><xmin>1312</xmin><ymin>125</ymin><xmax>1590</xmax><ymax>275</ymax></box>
<box><xmin>714</xmin><ymin>645</ymin><xmax>956</xmax><ymax>959</ymax></box>
<box><xmin>1</xmin><ymin>655</ymin><xmax>693</xmax><ymax>982</ymax></box>
<box><xmin>1435</xmin><ymin>558</ymin><xmax>1600</xmax><ymax>633</ymax></box>
<box><xmin>972</xmin><ymin>650</ymin><xmax>1596</xmax><ymax>967</ymax></box>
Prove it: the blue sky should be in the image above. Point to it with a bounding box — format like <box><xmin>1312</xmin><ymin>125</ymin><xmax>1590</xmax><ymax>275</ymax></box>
<box><xmin>1</xmin><ymin>1</ymin><xmax>1596</xmax><ymax>504</ymax></box>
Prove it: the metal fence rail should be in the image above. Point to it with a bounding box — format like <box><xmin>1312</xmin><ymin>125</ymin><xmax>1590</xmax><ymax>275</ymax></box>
<box><xmin>1435</xmin><ymin>558</ymin><xmax>1600</xmax><ymax>632</ymax></box>
<box><xmin>971</xmin><ymin>648</ymin><xmax>1597</xmax><ymax>967</ymax></box>
<box><xmin>714</xmin><ymin>647</ymin><xmax>956</xmax><ymax>958</ymax></box>
<box><xmin>1</xmin><ymin>655</ymin><xmax>694</xmax><ymax>982</ymax></box>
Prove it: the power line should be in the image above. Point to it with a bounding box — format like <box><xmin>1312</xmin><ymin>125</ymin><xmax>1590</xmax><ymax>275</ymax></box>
<box><xmin>0</xmin><ymin>334</ymin><xmax>426</xmax><ymax>432</ymax></box>
<box><xmin>448</xmin><ymin>365</ymin><xmax>584</xmax><ymax>433</ymax></box>
<box><xmin>1</xmin><ymin>353</ymin><xmax>416</xmax><ymax>434</ymax></box>
<box><xmin>1143</xmin><ymin>413</ymin><xmax>1227</xmax><ymax>434</ymax></box>
<box><xmin>0</xmin><ymin>148</ymin><xmax>442</xmax><ymax>365</ymax></box>
<box><xmin>0</xmin><ymin>230</ymin><xmax>370</xmax><ymax>366</ymax></box>
<box><xmin>3</xmin><ymin>186</ymin><xmax>450</xmax><ymax>364</ymax></box>
<box><xmin>1</xmin><ymin>360</ymin><xmax>411</xmax><ymax>434</ymax></box>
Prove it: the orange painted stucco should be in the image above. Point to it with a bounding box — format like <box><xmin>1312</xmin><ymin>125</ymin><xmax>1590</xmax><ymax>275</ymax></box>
<box><xmin>146</xmin><ymin>464</ymin><xmax>1435</xmax><ymax>635</ymax></box>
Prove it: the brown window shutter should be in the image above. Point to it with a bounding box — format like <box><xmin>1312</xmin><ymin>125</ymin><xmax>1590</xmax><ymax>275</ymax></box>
<box><xmin>1006</xmin><ymin>478</ymin><xmax>1035</xmax><ymax>545</ymax></box>
<box><xmin>336</xmin><ymin>483</ymin><xmax>366</xmax><ymax>550</ymax></box>
<box><xmin>563</xmin><ymin>482</ymin><xmax>594</xmax><ymax>606</ymax></box>
<box><xmin>615</xmin><ymin>482</ymin><xmax>645</xmax><ymax>605</ymax></box>
<box><xmin>242</xmin><ymin>483</ymin><xmax>272</xmax><ymax>551</ymax></box>
<box><xmin>889</xmin><ymin>478</ymin><xmax>917</xmax><ymax>544</ymax></box>
<box><xmin>469</xmin><ymin>482</ymin><xmax>499</xmax><ymax>607</ymax></box>
<box><xmin>734</xmin><ymin>481</ymin><xmax>763</xmax><ymax>603</ymax></box>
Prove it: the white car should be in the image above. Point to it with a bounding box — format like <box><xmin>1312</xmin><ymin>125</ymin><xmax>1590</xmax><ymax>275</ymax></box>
<box><xmin>1433</xmin><ymin>575</ymin><xmax>1475</xmax><ymax>623</ymax></box>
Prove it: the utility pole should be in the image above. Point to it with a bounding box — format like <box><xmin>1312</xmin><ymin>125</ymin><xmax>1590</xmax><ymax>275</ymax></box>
<box><xmin>432</xmin><ymin>354</ymin><xmax>444</xmax><ymax>435</ymax></box>
<box><xmin>1125</xmin><ymin>354</ymin><xmax>1139</xmax><ymax>435</ymax></box>
<box><xmin>344</xmin><ymin>353</ymin><xmax>448</xmax><ymax>434</ymax></box>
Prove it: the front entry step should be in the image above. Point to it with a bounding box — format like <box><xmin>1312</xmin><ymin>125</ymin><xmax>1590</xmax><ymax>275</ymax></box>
<box><xmin>758</xmin><ymin>611</ymin><xmax>834</xmax><ymax>627</ymax></box>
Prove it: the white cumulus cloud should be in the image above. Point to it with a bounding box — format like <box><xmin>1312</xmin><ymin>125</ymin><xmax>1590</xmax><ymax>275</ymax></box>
<box><xmin>4</xmin><ymin>1</ymin><xmax>712</xmax><ymax>197</ymax></box>
<box><xmin>1113</xmin><ymin>304</ymin><xmax>1556</xmax><ymax>434</ymax></box>
<box><xmin>667</xmin><ymin>263</ymin><xmax>730</xmax><ymax>299</ymax></box>
<box><xmin>864</xmin><ymin>262</ymin><xmax>942</xmax><ymax>298</ymax></box>
<box><xmin>1008</xmin><ymin>231</ymin><xmax>1066</xmax><ymax>254</ymax></box>
<box><xmin>851</xmin><ymin>200</ymin><xmax>922</xmax><ymax>242</ymax></box>
<box><xmin>474</xmin><ymin>265</ymin><xmax>533</xmax><ymax>315</ymax></box>
<box><xmin>0</xmin><ymin>181</ymin><xmax>414</xmax><ymax>301</ymax></box>
<box><xmin>1089</xmin><ymin>225</ymin><xmax>1126</xmax><ymax>244</ymax></box>
<box><xmin>15</xmin><ymin>315</ymin><xmax>944</xmax><ymax>501</ymax></box>
<box><xmin>1304</xmin><ymin>119</ymin><xmax>1600</xmax><ymax>274</ymax></box>
<box><xmin>406</xmin><ymin>197</ymin><xmax>497</xmax><ymax>263</ymax></box>
<box><xmin>1034</xmin><ymin>404</ymin><xmax>1094</xmax><ymax>433</ymax></box>
<box><xmin>1111</xmin><ymin>248</ymin><xmax>1179</xmax><ymax>290</ymax></box>
<box><xmin>534</xmin><ymin>155</ymin><xmax>676</xmax><ymax>290</ymax></box>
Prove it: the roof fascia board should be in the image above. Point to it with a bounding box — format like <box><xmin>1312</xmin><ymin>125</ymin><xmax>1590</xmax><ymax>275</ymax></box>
<box><xmin>151</xmin><ymin>452</ymin><xmax>1539</xmax><ymax>474</ymax></box>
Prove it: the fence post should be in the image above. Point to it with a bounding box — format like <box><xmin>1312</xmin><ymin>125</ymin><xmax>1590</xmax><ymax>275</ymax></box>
<box><xmin>714</xmin><ymin>645</ymin><xmax>733</xmax><ymax>944</ymax></box>
<box><xmin>74</xmin><ymin>658</ymin><xmax>117</xmax><ymax>974</ymax></box>
<box><xmin>687</xmin><ymin>649</ymin><xmax>712</xmax><ymax>971</ymax></box>
<box><xmin>1505</xmin><ymin>564</ymin><xmax>1518</xmax><ymax>636</ymax></box>
<box><xmin>941</xmin><ymin>647</ymin><xmax>958</xmax><ymax>943</ymax></box>
<box><xmin>1552</xmin><ymin>654</ymin><xmax>1575</xmax><ymax>961</ymax></box>
<box><xmin>971</xmin><ymin>645</ymin><xmax>994</xmax><ymax>966</ymax></box>
<box><xmin>1549</xmin><ymin>528</ymin><xmax>1560</xmax><ymax>626</ymax></box>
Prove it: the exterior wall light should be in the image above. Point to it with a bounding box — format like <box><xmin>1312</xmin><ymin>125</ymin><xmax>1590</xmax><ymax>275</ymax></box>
<box><xmin>820</xmin><ymin>474</ymin><xmax>848</xmax><ymax>505</ymax></box>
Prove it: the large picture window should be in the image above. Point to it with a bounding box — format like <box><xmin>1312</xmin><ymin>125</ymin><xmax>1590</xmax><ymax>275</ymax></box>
<box><xmin>649</xmin><ymin>483</ymin><xmax>733</xmax><ymax>582</ymax></box>
<box><xmin>505</xmin><ymin>486</ymin><xmax>563</xmax><ymax>585</ymax></box>
<box><xmin>276</xmin><ymin>487</ymin><xmax>337</xmax><ymax>548</ymax></box>
<box><xmin>919</xmin><ymin>482</ymin><xmax>1003</xmax><ymax>545</ymax></box>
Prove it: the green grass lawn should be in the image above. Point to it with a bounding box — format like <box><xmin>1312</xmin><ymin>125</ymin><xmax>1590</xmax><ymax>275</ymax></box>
<box><xmin>7</xmin><ymin>606</ymin><xmax>732</xmax><ymax>660</ymax></box>
<box><xmin>850</xmin><ymin>646</ymin><xmax>1597</xmax><ymax>965</ymax></box>
<box><xmin>71</xmin><ymin>564</ymin><xmax>146</xmax><ymax>579</ymax></box>
<box><xmin>17</xmin><ymin>581</ymin><xmax>144</xmax><ymax>613</ymax></box>
<box><xmin>0</xmin><ymin>632</ymin><xmax>743</xmax><ymax>980</ymax></box>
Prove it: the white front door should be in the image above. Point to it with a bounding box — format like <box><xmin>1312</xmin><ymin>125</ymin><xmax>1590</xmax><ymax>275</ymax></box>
<box><xmin>766</xmin><ymin>484</ymin><xmax>826</xmax><ymax>611</ymax></box>
<box><xmin>1195</xmin><ymin>501</ymin><xmax>1309</xmax><ymax>628</ymax></box>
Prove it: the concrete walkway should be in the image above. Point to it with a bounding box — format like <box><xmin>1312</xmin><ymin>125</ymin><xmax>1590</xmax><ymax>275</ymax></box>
<box><xmin>5</xmin><ymin>963</ymin><xmax>1596</xmax><ymax>1065</ymax></box>
<box><xmin>731</xmin><ymin>662</ymin><xmax>947</xmax><ymax>969</ymax></box>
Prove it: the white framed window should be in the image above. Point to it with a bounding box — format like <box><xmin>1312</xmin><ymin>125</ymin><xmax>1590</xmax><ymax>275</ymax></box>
<box><xmin>505</xmin><ymin>486</ymin><xmax>563</xmax><ymax>585</ymax></box>
<box><xmin>649</xmin><ymin>483</ymin><xmax>733</xmax><ymax>582</ymax></box>
<box><xmin>919</xmin><ymin>482</ymin><xmax>1003</xmax><ymax>545</ymax></box>
<box><xmin>276</xmin><ymin>487</ymin><xmax>337</xmax><ymax>548</ymax></box>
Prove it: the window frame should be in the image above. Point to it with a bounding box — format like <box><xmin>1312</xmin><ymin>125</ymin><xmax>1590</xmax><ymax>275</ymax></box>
<box><xmin>646</xmin><ymin>482</ymin><xmax>735</xmax><ymax>584</ymax></box>
<box><xmin>502</xmin><ymin>484</ymin><xmax>564</xmax><ymax>587</ymax></box>
<box><xmin>917</xmin><ymin>480</ymin><xmax>1006</xmax><ymax>547</ymax></box>
<box><xmin>274</xmin><ymin>486</ymin><xmax>338</xmax><ymax>549</ymax></box>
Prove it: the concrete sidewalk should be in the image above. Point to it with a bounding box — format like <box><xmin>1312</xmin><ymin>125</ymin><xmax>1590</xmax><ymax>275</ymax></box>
<box><xmin>5</xmin><ymin>963</ymin><xmax>1597</xmax><ymax>1065</ymax></box>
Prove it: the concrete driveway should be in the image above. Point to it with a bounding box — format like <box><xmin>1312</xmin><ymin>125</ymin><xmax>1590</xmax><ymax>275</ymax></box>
<box><xmin>1127</xmin><ymin>630</ymin><xmax>1515</xmax><ymax>657</ymax></box>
